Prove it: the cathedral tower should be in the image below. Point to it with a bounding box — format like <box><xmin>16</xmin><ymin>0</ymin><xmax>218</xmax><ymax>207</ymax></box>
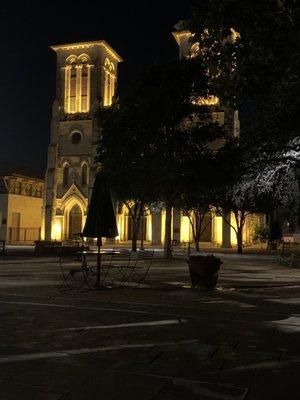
<box><xmin>44</xmin><ymin>41</ymin><xmax>122</xmax><ymax>241</ymax></box>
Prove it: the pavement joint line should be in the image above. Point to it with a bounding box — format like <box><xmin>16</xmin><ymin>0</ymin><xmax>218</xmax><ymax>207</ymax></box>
<box><xmin>0</xmin><ymin>339</ymin><xmax>199</xmax><ymax>364</ymax></box>
<box><xmin>109</xmin><ymin>369</ymin><xmax>248</xmax><ymax>400</ymax></box>
<box><xmin>46</xmin><ymin>319</ymin><xmax>189</xmax><ymax>332</ymax></box>
<box><xmin>0</xmin><ymin>299</ymin><xmax>286</xmax><ymax>323</ymax></box>
<box><xmin>200</xmin><ymin>359</ymin><xmax>300</xmax><ymax>376</ymax></box>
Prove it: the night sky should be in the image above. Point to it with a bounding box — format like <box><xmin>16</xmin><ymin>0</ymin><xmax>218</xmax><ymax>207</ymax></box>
<box><xmin>0</xmin><ymin>1</ymin><xmax>192</xmax><ymax>175</ymax></box>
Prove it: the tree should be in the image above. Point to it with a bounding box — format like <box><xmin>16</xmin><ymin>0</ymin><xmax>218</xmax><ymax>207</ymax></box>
<box><xmin>97</xmin><ymin>58</ymin><xmax>224</xmax><ymax>257</ymax></box>
<box><xmin>178</xmin><ymin>156</ymin><xmax>217</xmax><ymax>251</ymax></box>
<box><xmin>182</xmin><ymin>0</ymin><xmax>300</xmax><ymax>159</ymax></box>
<box><xmin>97</xmin><ymin>105</ymin><xmax>154</xmax><ymax>252</ymax></box>
<box><xmin>181</xmin><ymin>0</ymin><xmax>300</xmax><ymax>238</ymax></box>
<box><xmin>215</xmin><ymin>147</ymin><xmax>297</xmax><ymax>252</ymax></box>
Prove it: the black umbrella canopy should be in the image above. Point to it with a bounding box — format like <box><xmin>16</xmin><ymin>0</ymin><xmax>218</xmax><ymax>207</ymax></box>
<box><xmin>83</xmin><ymin>171</ymin><xmax>118</xmax><ymax>239</ymax></box>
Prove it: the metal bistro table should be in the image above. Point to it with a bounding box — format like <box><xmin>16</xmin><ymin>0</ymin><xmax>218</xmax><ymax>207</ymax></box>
<box><xmin>79</xmin><ymin>249</ymin><xmax>122</xmax><ymax>288</ymax></box>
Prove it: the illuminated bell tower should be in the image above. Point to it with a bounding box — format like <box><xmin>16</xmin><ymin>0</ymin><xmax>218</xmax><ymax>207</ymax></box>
<box><xmin>44</xmin><ymin>40</ymin><xmax>123</xmax><ymax>241</ymax></box>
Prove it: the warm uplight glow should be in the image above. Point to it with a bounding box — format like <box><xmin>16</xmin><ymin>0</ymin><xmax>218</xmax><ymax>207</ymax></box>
<box><xmin>103</xmin><ymin>58</ymin><xmax>116</xmax><ymax>106</ymax></box>
<box><xmin>51</xmin><ymin>219</ymin><xmax>62</xmax><ymax>241</ymax></box>
<box><xmin>51</xmin><ymin>41</ymin><xmax>123</xmax><ymax>63</ymax></box>
<box><xmin>195</xmin><ymin>96</ymin><xmax>220</xmax><ymax>106</ymax></box>
<box><xmin>190</xmin><ymin>42</ymin><xmax>200</xmax><ymax>58</ymax></box>
<box><xmin>161</xmin><ymin>210</ymin><xmax>166</xmax><ymax>244</ymax></box>
<box><xmin>146</xmin><ymin>214</ymin><xmax>152</xmax><ymax>242</ymax></box>
<box><xmin>116</xmin><ymin>213</ymin><xmax>124</xmax><ymax>241</ymax></box>
<box><xmin>172</xmin><ymin>31</ymin><xmax>193</xmax><ymax>46</ymax></box>
<box><xmin>64</xmin><ymin>54</ymin><xmax>92</xmax><ymax>114</ymax></box>
<box><xmin>214</xmin><ymin>216</ymin><xmax>223</xmax><ymax>245</ymax></box>
<box><xmin>230</xmin><ymin>28</ymin><xmax>240</xmax><ymax>43</ymax></box>
<box><xmin>230</xmin><ymin>213</ymin><xmax>237</xmax><ymax>245</ymax></box>
<box><xmin>180</xmin><ymin>215</ymin><xmax>190</xmax><ymax>242</ymax></box>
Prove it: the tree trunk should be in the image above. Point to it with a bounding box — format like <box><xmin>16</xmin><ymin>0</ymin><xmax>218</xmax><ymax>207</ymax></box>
<box><xmin>194</xmin><ymin>213</ymin><xmax>202</xmax><ymax>252</ymax></box>
<box><xmin>164</xmin><ymin>204</ymin><xmax>172</xmax><ymax>258</ymax></box>
<box><xmin>132</xmin><ymin>220</ymin><xmax>139</xmax><ymax>252</ymax></box>
<box><xmin>140</xmin><ymin>215</ymin><xmax>144</xmax><ymax>250</ymax></box>
<box><xmin>237</xmin><ymin>227</ymin><xmax>243</xmax><ymax>254</ymax></box>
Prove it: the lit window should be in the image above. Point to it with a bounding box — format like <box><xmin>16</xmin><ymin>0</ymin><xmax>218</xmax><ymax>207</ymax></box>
<box><xmin>103</xmin><ymin>58</ymin><xmax>116</xmax><ymax>106</ymax></box>
<box><xmin>64</xmin><ymin>54</ymin><xmax>91</xmax><ymax>114</ymax></box>
<box><xmin>69</xmin><ymin>68</ymin><xmax>77</xmax><ymax>113</ymax></box>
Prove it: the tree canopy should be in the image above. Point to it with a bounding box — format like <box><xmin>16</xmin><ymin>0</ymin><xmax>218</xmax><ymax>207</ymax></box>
<box><xmin>97</xmin><ymin>58</ymin><xmax>225</xmax><ymax>256</ymax></box>
<box><xmin>181</xmin><ymin>0</ymin><xmax>300</xmax><ymax>161</ymax></box>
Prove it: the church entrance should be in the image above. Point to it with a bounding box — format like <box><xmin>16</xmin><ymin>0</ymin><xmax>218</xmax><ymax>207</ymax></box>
<box><xmin>68</xmin><ymin>204</ymin><xmax>82</xmax><ymax>239</ymax></box>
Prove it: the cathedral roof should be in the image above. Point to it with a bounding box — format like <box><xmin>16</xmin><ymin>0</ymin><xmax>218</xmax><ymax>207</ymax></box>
<box><xmin>50</xmin><ymin>40</ymin><xmax>123</xmax><ymax>63</ymax></box>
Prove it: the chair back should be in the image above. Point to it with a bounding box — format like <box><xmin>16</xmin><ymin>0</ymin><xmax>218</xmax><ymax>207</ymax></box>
<box><xmin>138</xmin><ymin>250</ymin><xmax>154</xmax><ymax>269</ymax></box>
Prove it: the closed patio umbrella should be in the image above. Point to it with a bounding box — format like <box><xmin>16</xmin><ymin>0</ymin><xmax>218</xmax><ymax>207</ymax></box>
<box><xmin>82</xmin><ymin>171</ymin><xmax>118</xmax><ymax>287</ymax></box>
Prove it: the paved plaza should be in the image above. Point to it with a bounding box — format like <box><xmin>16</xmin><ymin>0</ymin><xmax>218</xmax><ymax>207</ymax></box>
<box><xmin>0</xmin><ymin>252</ymin><xmax>300</xmax><ymax>399</ymax></box>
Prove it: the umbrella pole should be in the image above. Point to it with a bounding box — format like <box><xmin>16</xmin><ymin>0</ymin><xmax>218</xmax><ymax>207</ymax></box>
<box><xmin>97</xmin><ymin>237</ymin><xmax>102</xmax><ymax>286</ymax></box>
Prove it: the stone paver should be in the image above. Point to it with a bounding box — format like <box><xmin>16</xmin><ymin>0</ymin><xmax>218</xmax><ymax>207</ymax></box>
<box><xmin>0</xmin><ymin>253</ymin><xmax>300</xmax><ymax>399</ymax></box>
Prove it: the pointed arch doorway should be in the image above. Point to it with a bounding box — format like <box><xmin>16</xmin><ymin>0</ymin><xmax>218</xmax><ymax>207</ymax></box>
<box><xmin>68</xmin><ymin>204</ymin><xmax>82</xmax><ymax>239</ymax></box>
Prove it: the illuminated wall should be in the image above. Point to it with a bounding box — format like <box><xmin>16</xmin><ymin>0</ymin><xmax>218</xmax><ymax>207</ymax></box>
<box><xmin>214</xmin><ymin>216</ymin><xmax>223</xmax><ymax>245</ymax></box>
<box><xmin>180</xmin><ymin>214</ymin><xmax>191</xmax><ymax>242</ymax></box>
<box><xmin>161</xmin><ymin>210</ymin><xmax>166</xmax><ymax>244</ymax></box>
<box><xmin>230</xmin><ymin>213</ymin><xmax>237</xmax><ymax>245</ymax></box>
<box><xmin>51</xmin><ymin>217</ymin><xmax>62</xmax><ymax>241</ymax></box>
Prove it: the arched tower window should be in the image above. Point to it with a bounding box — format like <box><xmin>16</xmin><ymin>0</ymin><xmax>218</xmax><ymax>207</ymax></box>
<box><xmin>81</xmin><ymin>163</ymin><xmax>88</xmax><ymax>186</ymax></box>
<box><xmin>103</xmin><ymin>58</ymin><xmax>116</xmax><ymax>106</ymax></box>
<box><xmin>64</xmin><ymin>54</ymin><xmax>92</xmax><ymax>114</ymax></box>
<box><xmin>63</xmin><ymin>164</ymin><xmax>69</xmax><ymax>187</ymax></box>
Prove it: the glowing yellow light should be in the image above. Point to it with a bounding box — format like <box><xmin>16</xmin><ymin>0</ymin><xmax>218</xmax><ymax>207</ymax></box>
<box><xmin>51</xmin><ymin>219</ymin><xmax>62</xmax><ymax>241</ymax></box>
<box><xmin>195</xmin><ymin>96</ymin><xmax>219</xmax><ymax>106</ymax></box>
<box><xmin>172</xmin><ymin>31</ymin><xmax>193</xmax><ymax>45</ymax></box>
<box><xmin>161</xmin><ymin>210</ymin><xmax>166</xmax><ymax>244</ymax></box>
<box><xmin>214</xmin><ymin>216</ymin><xmax>223</xmax><ymax>245</ymax></box>
<box><xmin>230</xmin><ymin>28</ymin><xmax>240</xmax><ymax>43</ymax></box>
<box><xmin>190</xmin><ymin>42</ymin><xmax>200</xmax><ymax>58</ymax></box>
<box><xmin>146</xmin><ymin>214</ymin><xmax>152</xmax><ymax>242</ymax></box>
<box><xmin>180</xmin><ymin>215</ymin><xmax>190</xmax><ymax>242</ymax></box>
<box><xmin>51</xmin><ymin>41</ymin><xmax>123</xmax><ymax>63</ymax></box>
<box><xmin>230</xmin><ymin>213</ymin><xmax>237</xmax><ymax>245</ymax></box>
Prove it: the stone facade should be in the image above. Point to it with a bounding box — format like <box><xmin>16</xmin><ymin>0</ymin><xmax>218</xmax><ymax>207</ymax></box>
<box><xmin>44</xmin><ymin>41</ymin><xmax>122</xmax><ymax>240</ymax></box>
<box><xmin>43</xmin><ymin>37</ymin><xmax>263</xmax><ymax>248</ymax></box>
<box><xmin>0</xmin><ymin>171</ymin><xmax>44</xmax><ymax>243</ymax></box>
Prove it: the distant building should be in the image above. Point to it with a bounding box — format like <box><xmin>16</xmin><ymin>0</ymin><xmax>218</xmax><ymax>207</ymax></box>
<box><xmin>0</xmin><ymin>164</ymin><xmax>44</xmax><ymax>243</ymax></box>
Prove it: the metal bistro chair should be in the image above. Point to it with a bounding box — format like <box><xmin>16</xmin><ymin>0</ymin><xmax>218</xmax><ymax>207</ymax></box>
<box><xmin>101</xmin><ymin>248</ymin><xmax>132</xmax><ymax>286</ymax></box>
<box><xmin>59</xmin><ymin>252</ymin><xmax>93</xmax><ymax>291</ymax></box>
<box><xmin>121</xmin><ymin>250</ymin><xmax>154</xmax><ymax>288</ymax></box>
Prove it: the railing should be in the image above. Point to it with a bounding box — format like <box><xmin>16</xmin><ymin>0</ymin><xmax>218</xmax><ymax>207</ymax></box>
<box><xmin>8</xmin><ymin>228</ymin><xmax>41</xmax><ymax>243</ymax></box>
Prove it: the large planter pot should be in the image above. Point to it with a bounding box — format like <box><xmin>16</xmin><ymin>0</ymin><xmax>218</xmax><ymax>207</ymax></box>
<box><xmin>187</xmin><ymin>255</ymin><xmax>222</xmax><ymax>290</ymax></box>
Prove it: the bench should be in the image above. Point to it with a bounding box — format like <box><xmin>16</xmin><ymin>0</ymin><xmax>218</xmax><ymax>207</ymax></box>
<box><xmin>34</xmin><ymin>240</ymin><xmax>88</xmax><ymax>257</ymax></box>
<box><xmin>277</xmin><ymin>253</ymin><xmax>295</xmax><ymax>268</ymax></box>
